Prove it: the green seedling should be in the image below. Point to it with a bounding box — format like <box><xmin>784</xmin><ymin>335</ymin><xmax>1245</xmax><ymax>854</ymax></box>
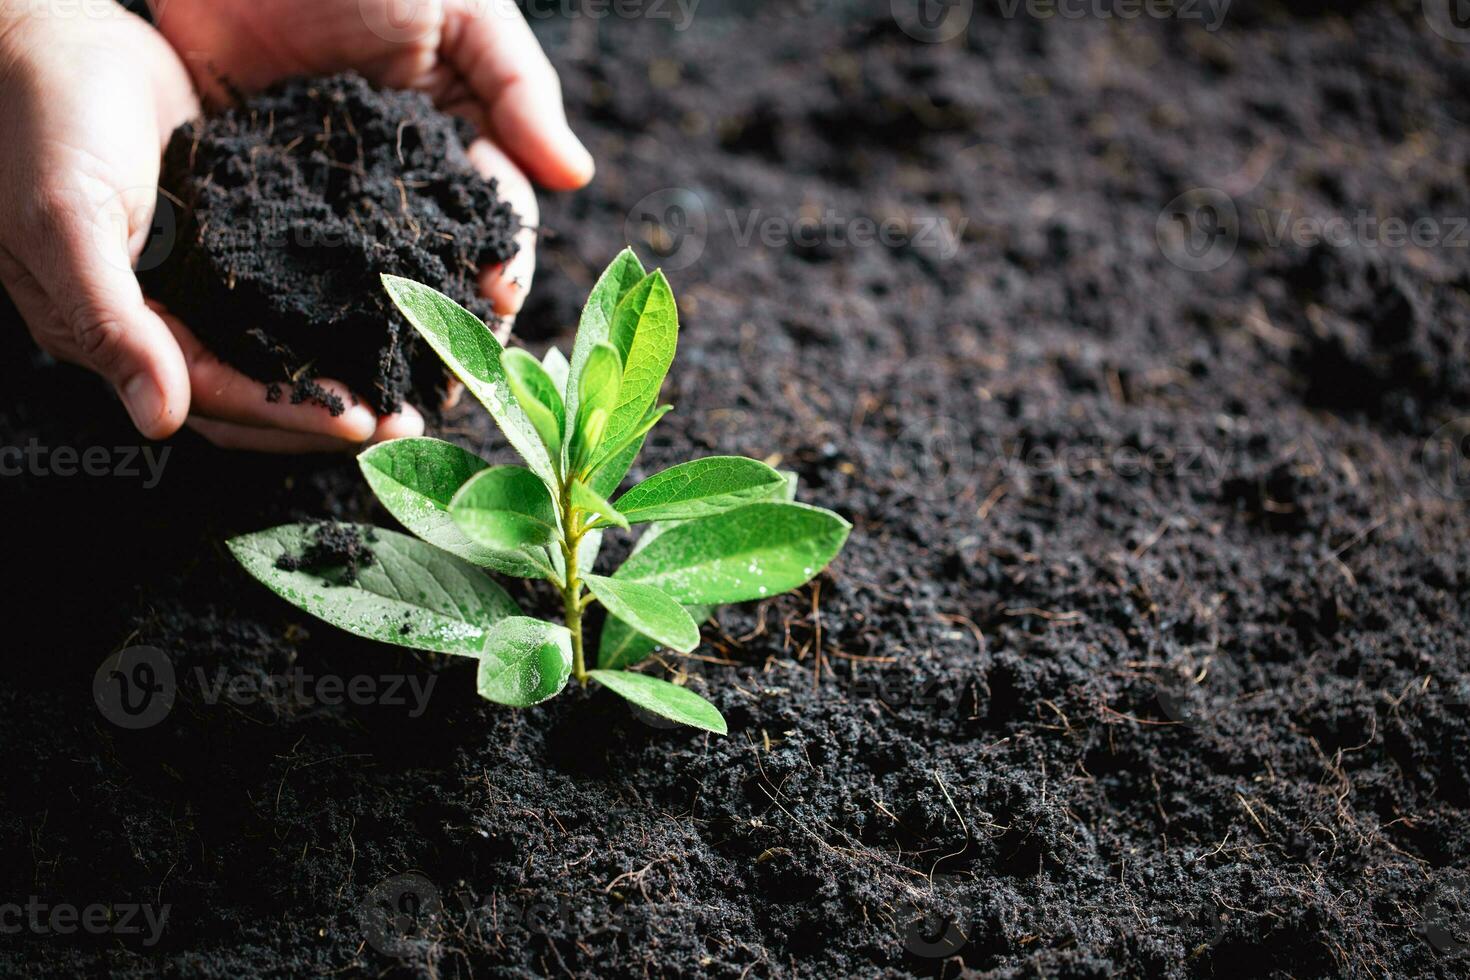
<box><xmin>228</xmin><ymin>249</ymin><xmax>850</xmax><ymax>732</ymax></box>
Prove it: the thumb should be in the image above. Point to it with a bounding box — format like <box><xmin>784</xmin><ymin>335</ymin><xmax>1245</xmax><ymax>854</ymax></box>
<box><xmin>42</xmin><ymin>190</ymin><xmax>191</xmax><ymax>439</ymax></box>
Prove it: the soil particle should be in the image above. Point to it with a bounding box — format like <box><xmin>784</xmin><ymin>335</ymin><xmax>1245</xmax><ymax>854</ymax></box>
<box><xmin>142</xmin><ymin>72</ymin><xmax>520</xmax><ymax>415</ymax></box>
<box><xmin>274</xmin><ymin>521</ymin><xmax>376</xmax><ymax>584</ymax></box>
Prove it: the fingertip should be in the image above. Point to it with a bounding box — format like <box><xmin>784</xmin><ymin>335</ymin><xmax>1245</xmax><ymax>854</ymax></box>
<box><xmin>479</xmin><ymin>264</ymin><xmax>527</xmax><ymax>315</ymax></box>
<box><xmin>121</xmin><ymin>368</ymin><xmax>188</xmax><ymax>440</ymax></box>
<box><xmin>371</xmin><ymin>404</ymin><xmax>427</xmax><ymax>444</ymax></box>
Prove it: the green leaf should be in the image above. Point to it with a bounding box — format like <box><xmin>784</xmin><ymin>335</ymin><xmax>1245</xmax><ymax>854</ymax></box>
<box><xmin>228</xmin><ymin>524</ymin><xmax>519</xmax><ymax>657</ymax></box>
<box><xmin>615</xmin><ymin>456</ymin><xmax>786</xmax><ymax>524</ymax></box>
<box><xmin>599</xmin><ymin>602</ymin><xmax>713</xmax><ymax>670</ymax></box>
<box><xmin>541</xmin><ymin>346</ymin><xmax>571</xmax><ymax>392</ymax></box>
<box><xmin>380</xmin><ymin>275</ymin><xmax>555</xmax><ymax>485</ymax></box>
<box><xmin>571</xmin><ymin>342</ymin><xmax>622</xmax><ymax>469</ymax></box>
<box><xmin>589</xmin><ymin>430</ymin><xmax>648</xmax><ymax>500</ymax></box>
<box><xmin>450</xmin><ymin>466</ymin><xmax>558</xmax><ymax>551</ymax></box>
<box><xmin>588</xmin><ymin>670</ymin><xmax>727</xmax><ymax>734</ymax></box>
<box><xmin>565</xmin><ymin>249</ymin><xmax>646</xmax><ymax>441</ymax></box>
<box><xmin>502</xmin><ymin>348</ymin><xmax>565</xmax><ymax>457</ymax></box>
<box><xmin>478</xmin><ymin>617</ymin><xmax>573</xmax><ymax>706</ymax></box>
<box><xmin>585</xmin><ymin>575</ymin><xmax>699</xmax><ymax>653</ymax></box>
<box><xmin>571</xmin><ymin>479</ymin><xmax>629</xmax><ymax>530</ymax></box>
<box><xmin>614</xmin><ymin>502</ymin><xmax>850</xmax><ymax>604</ymax></box>
<box><xmin>357</xmin><ymin>438</ymin><xmax>550</xmax><ymax>579</ymax></box>
<box><xmin>587</xmin><ymin>404</ymin><xmax>671</xmax><ymax>480</ymax></box>
<box><xmin>602</xmin><ymin>271</ymin><xmax>678</xmax><ymax>456</ymax></box>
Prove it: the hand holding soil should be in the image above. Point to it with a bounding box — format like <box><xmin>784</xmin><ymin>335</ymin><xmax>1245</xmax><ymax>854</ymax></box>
<box><xmin>0</xmin><ymin>0</ymin><xmax>592</xmax><ymax>452</ymax></box>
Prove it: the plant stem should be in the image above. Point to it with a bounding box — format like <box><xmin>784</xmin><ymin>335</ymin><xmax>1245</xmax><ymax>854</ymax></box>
<box><xmin>559</xmin><ymin>482</ymin><xmax>588</xmax><ymax>684</ymax></box>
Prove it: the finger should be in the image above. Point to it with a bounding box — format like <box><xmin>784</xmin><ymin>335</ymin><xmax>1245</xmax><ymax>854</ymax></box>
<box><xmin>466</xmin><ymin>138</ymin><xmax>539</xmax><ymax>316</ymax></box>
<box><xmin>442</xmin><ymin>2</ymin><xmax>594</xmax><ymax>190</ymax></box>
<box><xmin>29</xmin><ymin>188</ymin><xmax>191</xmax><ymax>438</ymax></box>
<box><xmin>155</xmin><ymin>307</ymin><xmax>379</xmax><ymax>441</ymax></box>
<box><xmin>185</xmin><ymin>416</ymin><xmax>364</xmax><ymax>454</ymax></box>
<box><xmin>369</xmin><ymin>403</ymin><xmax>427</xmax><ymax>444</ymax></box>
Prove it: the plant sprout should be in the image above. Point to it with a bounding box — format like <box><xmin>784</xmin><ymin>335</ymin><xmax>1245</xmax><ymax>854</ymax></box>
<box><xmin>228</xmin><ymin>249</ymin><xmax>850</xmax><ymax>732</ymax></box>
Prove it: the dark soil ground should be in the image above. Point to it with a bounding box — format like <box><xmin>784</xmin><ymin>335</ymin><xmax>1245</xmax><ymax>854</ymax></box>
<box><xmin>3</xmin><ymin>1</ymin><xmax>1470</xmax><ymax>977</ymax></box>
<box><xmin>141</xmin><ymin>72</ymin><xmax>519</xmax><ymax>415</ymax></box>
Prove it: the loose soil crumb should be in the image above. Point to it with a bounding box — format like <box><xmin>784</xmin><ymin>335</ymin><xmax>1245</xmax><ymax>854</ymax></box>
<box><xmin>275</xmin><ymin>521</ymin><xmax>376</xmax><ymax>584</ymax></box>
<box><xmin>142</xmin><ymin>72</ymin><xmax>519</xmax><ymax>415</ymax></box>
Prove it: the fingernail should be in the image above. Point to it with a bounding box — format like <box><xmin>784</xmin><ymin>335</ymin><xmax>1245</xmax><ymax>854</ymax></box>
<box><xmin>122</xmin><ymin>375</ymin><xmax>166</xmax><ymax>436</ymax></box>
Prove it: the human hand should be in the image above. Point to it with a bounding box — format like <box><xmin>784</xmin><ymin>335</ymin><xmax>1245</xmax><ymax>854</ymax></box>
<box><xmin>0</xmin><ymin>3</ymin><xmax>403</xmax><ymax>451</ymax></box>
<box><xmin>154</xmin><ymin>0</ymin><xmax>595</xmax><ymax>319</ymax></box>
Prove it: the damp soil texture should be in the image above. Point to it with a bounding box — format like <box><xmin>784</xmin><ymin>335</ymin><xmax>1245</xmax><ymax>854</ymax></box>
<box><xmin>4</xmin><ymin>2</ymin><xmax>1470</xmax><ymax>977</ymax></box>
<box><xmin>142</xmin><ymin>72</ymin><xmax>520</xmax><ymax>416</ymax></box>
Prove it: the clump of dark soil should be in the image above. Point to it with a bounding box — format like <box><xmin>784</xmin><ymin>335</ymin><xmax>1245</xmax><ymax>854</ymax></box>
<box><xmin>142</xmin><ymin>72</ymin><xmax>519</xmax><ymax>415</ymax></box>
<box><xmin>4</xmin><ymin>3</ymin><xmax>1470</xmax><ymax>979</ymax></box>
<box><xmin>274</xmin><ymin>521</ymin><xmax>376</xmax><ymax>584</ymax></box>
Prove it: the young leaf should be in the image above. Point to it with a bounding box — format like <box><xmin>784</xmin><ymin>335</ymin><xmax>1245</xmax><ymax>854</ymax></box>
<box><xmin>358</xmin><ymin>438</ymin><xmax>550</xmax><ymax>579</ymax></box>
<box><xmin>541</xmin><ymin>346</ymin><xmax>571</xmax><ymax>392</ymax></box>
<box><xmin>565</xmin><ymin>249</ymin><xmax>646</xmax><ymax>440</ymax></box>
<box><xmin>571</xmin><ymin>479</ymin><xmax>630</xmax><ymax>530</ymax></box>
<box><xmin>615</xmin><ymin>456</ymin><xmax>787</xmax><ymax>524</ymax></box>
<box><xmin>380</xmin><ymin>275</ymin><xmax>556</xmax><ymax>485</ymax></box>
<box><xmin>478</xmin><ymin>617</ymin><xmax>573</xmax><ymax>706</ymax></box>
<box><xmin>587</xmin><ymin>404</ymin><xmax>671</xmax><ymax>480</ymax></box>
<box><xmin>614</xmin><ymin>502</ymin><xmax>851</xmax><ymax>604</ymax></box>
<box><xmin>502</xmin><ymin>348</ymin><xmax>565</xmax><ymax>457</ymax></box>
<box><xmin>450</xmin><ymin>466</ymin><xmax>559</xmax><ymax>551</ymax></box>
<box><xmin>601</xmin><ymin>271</ymin><xmax>678</xmax><ymax>456</ymax></box>
<box><xmin>228</xmin><ymin>524</ymin><xmax>519</xmax><ymax>657</ymax></box>
<box><xmin>584</xmin><ymin>575</ymin><xmax>699</xmax><ymax>653</ymax></box>
<box><xmin>598</xmin><ymin>602</ymin><xmax>713</xmax><ymax>670</ymax></box>
<box><xmin>588</xmin><ymin>670</ymin><xmax>727</xmax><ymax>734</ymax></box>
<box><xmin>571</xmin><ymin>342</ymin><xmax>622</xmax><ymax>469</ymax></box>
